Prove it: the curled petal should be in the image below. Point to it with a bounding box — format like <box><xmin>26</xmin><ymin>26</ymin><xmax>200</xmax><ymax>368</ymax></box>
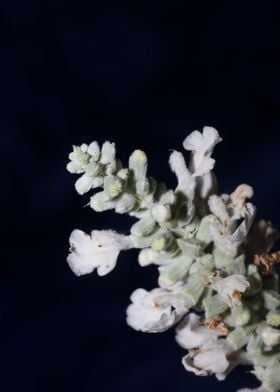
<box><xmin>230</xmin><ymin>184</ymin><xmax>254</xmax><ymax>219</ymax></box>
<box><xmin>126</xmin><ymin>288</ymin><xmax>189</xmax><ymax>333</ymax></box>
<box><xmin>231</xmin><ymin>202</ymin><xmax>256</xmax><ymax>243</ymax></box>
<box><xmin>182</xmin><ymin>339</ymin><xmax>232</xmax><ymax>377</ymax></box>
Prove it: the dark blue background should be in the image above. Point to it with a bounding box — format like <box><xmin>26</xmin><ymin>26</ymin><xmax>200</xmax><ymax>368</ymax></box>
<box><xmin>1</xmin><ymin>1</ymin><xmax>280</xmax><ymax>391</ymax></box>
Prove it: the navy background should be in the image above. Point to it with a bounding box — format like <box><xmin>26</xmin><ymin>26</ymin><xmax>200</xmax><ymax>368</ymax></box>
<box><xmin>1</xmin><ymin>1</ymin><xmax>280</xmax><ymax>391</ymax></box>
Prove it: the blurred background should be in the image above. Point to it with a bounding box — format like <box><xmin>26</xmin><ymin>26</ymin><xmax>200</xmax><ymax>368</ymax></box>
<box><xmin>1</xmin><ymin>1</ymin><xmax>280</xmax><ymax>391</ymax></box>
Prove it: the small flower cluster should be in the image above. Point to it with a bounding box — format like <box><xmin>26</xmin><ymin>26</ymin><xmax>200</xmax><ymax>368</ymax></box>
<box><xmin>66</xmin><ymin>127</ymin><xmax>280</xmax><ymax>392</ymax></box>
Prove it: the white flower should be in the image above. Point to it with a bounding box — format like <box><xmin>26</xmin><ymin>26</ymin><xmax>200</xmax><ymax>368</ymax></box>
<box><xmin>126</xmin><ymin>288</ymin><xmax>190</xmax><ymax>333</ymax></box>
<box><xmin>208</xmin><ymin>186</ymin><xmax>255</xmax><ymax>255</ymax></box>
<box><xmin>169</xmin><ymin>128</ymin><xmax>222</xmax><ymax>216</ymax></box>
<box><xmin>209</xmin><ymin>274</ymin><xmax>250</xmax><ymax>308</ymax></box>
<box><xmin>182</xmin><ymin>338</ymin><xmax>233</xmax><ymax>378</ymax></box>
<box><xmin>209</xmin><ymin>202</ymin><xmax>256</xmax><ymax>256</ymax></box>
<box><xmin>183</xmin><ymin>126</ymin><xmax>222</xmax><ymax>176</ymax></box>
<box><xmin>176</xmin><ymin>313</ymin><xmax>224</xmax><ymax>350</ymax></box>
<box><xmin>169</xmin><ymin>151</ymin><xmax>196</xmax><ymax>224</ymax></box>
<box><xmin>67</xmin><ymin>229</ymin><xmax>133</xmax><ymax>276</ymax></box>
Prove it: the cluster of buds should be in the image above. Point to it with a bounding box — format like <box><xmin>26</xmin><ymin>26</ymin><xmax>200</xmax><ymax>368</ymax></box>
<box><xmin>66</xmin><ymin>127</ymin><xmax>280</xmax><ymax>392</ymax></box>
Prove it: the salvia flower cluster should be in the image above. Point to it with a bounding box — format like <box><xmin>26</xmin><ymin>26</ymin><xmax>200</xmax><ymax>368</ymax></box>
<box><xmin>66</xmin><ymin>127</ymin><xmax>280</xmax><ymax>392</ymax></box>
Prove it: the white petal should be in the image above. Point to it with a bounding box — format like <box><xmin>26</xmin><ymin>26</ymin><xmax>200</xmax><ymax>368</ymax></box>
<box><xmin>208</xmin><ymin>194</ymin><xmax>230</xmax><ymax>224</ymax></box>
<box><xmin>66</xmin><ymin>161</ymin><xmax>84</xmax><ymax>174</ymax></box>
<box><xmin>151</xmin><ymin>203</ymin><xmax>172</xmax><ymax>223</ymax></box>
<box><xmin>192</xmin><ymin>156</ymin><xmax>216</xmax><ymax>177</ymax></box>
<box><xmin>183</xmin><ymin>127</ymin><xmax>222</xmax><ymax>176</ymax></box>
<box><xmin>182</xmin><ymin>339</ymin><xmax>231</xmax><ymax>376</ymax></box>
<box><xmin>75</xmin><ymin>173</ymin><xmax>94</xmax><ymax>195</ymax></box>
<box><xmin>183</xmin><ymin>130</ymin><xmax>204</xmax><ymax>152</ymax></box>
<box><xmin>67</xmin><ymin>229</ymin><xmax>133</xmax><ymax>276</ymax></box>
<box><xmin>126</xmin><ymin>288</ymin><xmax>187</xmax><ymax>333</ymax></box>
<box><xmin>209</xmin><ymin>202</ymin><xmax>256</xmax><ymax>256</ymax></box>
<box><xmin>130</xmin><ymin>288</ymin><xmax>148</xmax><ymax>303</ymax></box>
<box><xmin>231</xmin><ymin>202</ymin><xmax>256</xmax><ymax>243</ymax></box>
<box><xmin>196</xmin><ymin>172</ymin><xmax>217</xmax><ymax>199</ymax></box>
<box><xmin>176</xmin><ymin>313</ymin><xmax>222</xmax><ymax>349</ymax></box>
<box><xmin>210</xmin><ymin>274</ymin><xmax>249</xmax><ymax>307</ymax></box>
<box><xmin>229</xmin><ymin>184</ymin><xmax>254</xmax><ymax>220</ymax></box>
<box><xmin>183</xmin><ymin>127</ymin><xmax>222</xmax><ymax>156</ymax></box>
<box><xmin>169</xmin><ymin>151</ymin><xmax>195</xmax><ymax>196</ymax></box>
<box><xmin>261</xmin><ymin>326</ymin><xmax>280</xmax><ymax>347</ymax></box>
<box><xmin>67</xmin><ymin>230</ymin><xmax>99</xmax><ymax>276</ymax></box>
<box><xmin>193</xmin><ymin>349</ymin><xmax>228</xmax><ymax>374</ymax></box>
<box><xmin>100</xmin><ymin>141</ymin><xmax>116</xmax><ymax>164</ymax></box>
<box><xmin>138</xmin><ymin>248</ymin><xmax>159</xmax><ymax>267</ymax></box>
<box><xmin>230</xmin><ymin>184</ymin><xmax>254</xmax><ymax>205</ymax></box>
<box><xmin>202</xmin><ymin>126</ymin><xmax>223</xmax><ymax>153</ymax></box>
<box><xmin>87</xmin><ymin>141</ymin><xmax>100</xmax><ymax>160</ymax></box>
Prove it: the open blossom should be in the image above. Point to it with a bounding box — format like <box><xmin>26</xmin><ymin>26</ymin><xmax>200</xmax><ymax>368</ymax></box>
<box><xmin>182</xmin><ymin>126</ymin><xmax>222</xmax><ymax>199</ymax></box>
<box><xmin>209</xmin><ymin>200</ymin><xmax>256</xmax><ymax>256</ymax></box>
<box><xmin>126</xmin><ymin>288</ymin><xmax>190</xmax><ymax>333</ymax></box>
<box><xmin>175</xmin><ymin>313</ymin><xmax>224</xmax><ymax>350</ymax></box>
<box><xmin>67</xmin><ymin>229</ymin><xmax>133</xmax><ymax>276</ymax></box>
<box><xmin>169</xmin><ymin>127</ymin><xmax>222</xmax><ymax>203</ymax></box>
<box><xmin>209</xmin><ymin>274</ymin><xmax>250</xmax><ymax>307</ymax></box>
<box><xmin>182</xmin><ymin>338</ymin><xmax>234</xmax><ymax>379</ymax></box>
<box><xmin>183</xmin><ymin>126</ymin><xmax>222</xmax><ymax>176</ymax></box>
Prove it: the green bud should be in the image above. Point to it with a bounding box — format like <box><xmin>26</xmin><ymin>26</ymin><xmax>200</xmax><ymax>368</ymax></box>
<box><xmin>232</xmin><ymin>304</ymin><xmax>251</xmax><ymax>326</ymax></box>
<box><xmin>263</xmin><ymin>290</ymin><xmax>280</xmax><ymax>310</ymax></box>
<box><xmin>90</xmin><ymin>191</ymin><xmax>115</xmax><ymax>212</ymax></box>
<box><xmin>104</xmin><ymin>176</ymin><xmax>123</xmax><ymax>199</ymax></box>
<box><xmin>180</xmin><ymin>275</ymin><xmax>205</xmax><ymax>306</ymax></box>
<box><xmin>196</xmin><ymin>216</ymin><xmax>216</xmax><ymax>246</ymax></box>
<box><xmin>87</xmin><ymin>141</ymin><xmax>100</xmax><ymax>161</ymax></box>
<box><xmin>129</xmin><ymin>150</ymin><xmax>149</xmax><ymax>195</ymax></box>
<box><xmin>100</xmin><ymin>141</ymin><xmax>116</xmax><ymax>164</ymax></box>
<box><xmin>151</xmin><ymin>232</ymin><xmax>174</xmax><ymax>252</ymax></box>
<box><xmin>131</xmin><ymin>217</ymin><xmax>156</xmax><ymax>237</ymax></box>
<box><xmin>115</xmin><ymin>193</ymin><xmax>136</xmax><ymax>214</ymax></box>
<box><xmin>203</xmin><ymin>294</ymin><xmax>228</xmax><ymax>319</ymax></box>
